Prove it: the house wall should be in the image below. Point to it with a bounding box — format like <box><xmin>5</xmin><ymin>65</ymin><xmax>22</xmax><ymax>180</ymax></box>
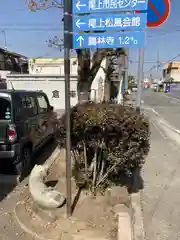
<box><xmin>7</xmin><ymin>75</ymin><xmax>78</xmax><ymax>111</ymax></box>
<box><xmin>163</xmin><ymin>61</ymin><xmax>180</xmax><ymax>82</ymax></box>
<box><xmin>28</xmin><ymin>58</ymin><xmax>78</xmax><ymax>75</ymax></box>
<box><xmin>6</xmin><ymin>72</ymin><xmax>106</xmax><ymax>113</ymax></box>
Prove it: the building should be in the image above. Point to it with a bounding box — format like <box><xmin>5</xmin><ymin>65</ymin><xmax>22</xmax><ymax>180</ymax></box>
<box><xmin>163</xmin><ymin>61</ymin><xmax>180</xmax><ymax>82</ymax></box>
<box><xmin>0</xmin><ymin>48</ymin><xmax>28</xmax><ymax>81</ymax></box>
<box><xmin>28</xmin><ymin>58</ymin><xmax>77</xmax><ymax>75</ymax></box>
<box><xmin>6</xmin><ymin>58</ymin><xmax>107</xmax><ymax>112</ymax></box>
<box><xmin>0</xmin><ymin>48</ymin><xmax>28</xmax><ymax>73</ymax></box>
<box><xmin>6</xmin><ymin>54</ymin><xmax>127</xmax><ymax>111</ymax></box>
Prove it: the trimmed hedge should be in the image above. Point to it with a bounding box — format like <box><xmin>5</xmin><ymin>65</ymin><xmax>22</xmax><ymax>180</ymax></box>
<box><xmin>58</xmin><ymin>102</ymin><xmax>150</xmax><ymax>193</ymax></box>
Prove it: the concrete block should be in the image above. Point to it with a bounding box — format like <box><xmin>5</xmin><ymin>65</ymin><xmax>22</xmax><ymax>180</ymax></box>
<box><xmin>106</xmin><ymin>186</ymin><xmax>130</xmax><ymax>207</ymax></box>
<box><xmin>131</xmin><ymin>192</ymin><xmax>145</xmax><ymax>240</ymax></box>
<box><xmin>112</xmin><ymin>204</ymin><xmax>130</xmax><ymax>216</ymax></box>
<box><xmin>72</xmin><ymin>230</ymin><xmax>109</xmax><ymax>240</ymax></box>
<box><xmin>118</xmin><ymin>212</ymin><xmax>132</xmax><ymax>240</ymax></box>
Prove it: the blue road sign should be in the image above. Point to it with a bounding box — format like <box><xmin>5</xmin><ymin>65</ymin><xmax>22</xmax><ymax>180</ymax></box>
<box><xmin>73</xmin><ymin>31</ymin><xmax>145</xmax><ymax>49</ymax></box>
<box><xmin>73</xmin><ymin>0</ymin><xmax>148</xmax><ymax>14</ymax></box>
<box><xmin>73</xmin><ymin>13</ymin><xmax>147</xmax><ymax>32</ymax></box>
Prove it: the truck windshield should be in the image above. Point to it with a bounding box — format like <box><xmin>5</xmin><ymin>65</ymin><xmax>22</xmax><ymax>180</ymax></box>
<box><xmin>0</xmin><ymin>97</ymin><xmax>11</xmax><ymax>120</ymax></box>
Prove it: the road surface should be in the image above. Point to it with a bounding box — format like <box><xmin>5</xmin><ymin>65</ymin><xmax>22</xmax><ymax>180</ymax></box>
<box><xmin>141</xmin><ymin>89</ymin><xmax>180</xmax><ymax>240</ymax></box>
<box><xmin>141</xmin><ymin>89</ymin><xmax>180</xmax><ymax>131</ymax></box>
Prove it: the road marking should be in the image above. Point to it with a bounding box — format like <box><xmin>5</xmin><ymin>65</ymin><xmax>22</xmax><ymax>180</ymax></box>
<box><xmin>149</xmin><ymin>107</ymin><xmax>180</xmax><ymax>138</ymax></box>
<box><xmin>162</xmin><ymin>94</ymin><xmax>180</xmax><ymax>103</ymax></box>
<box><xmin>144</xmin><ymin>106</ymin><xmax>180</xmax><ymax>137</ymax></box>
<box><xmin>151</xmin><ymin>108</ymin><xmax>160</xmax><ymax>116</ymax></box>
<box><xmin>151</xmin><ymin>119</ymin><xmax>168</xmax><ymax>140</ymax></box>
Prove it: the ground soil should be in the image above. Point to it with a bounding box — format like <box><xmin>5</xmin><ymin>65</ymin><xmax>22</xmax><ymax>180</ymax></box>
<box><xmin>16</xmin><ymin>148</ymin><xmax>120</xmax><ymax>240</ymax></box>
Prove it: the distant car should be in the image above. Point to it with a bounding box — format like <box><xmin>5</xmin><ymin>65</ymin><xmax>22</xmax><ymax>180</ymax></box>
<box><xmin>0</xmin><ymin>90</ymin><xmax>57</xmax><ymax>180</ymax></box>
<box><xmin>151</xmin><ymin>83</ymin><xmax>158</xmax><ymax>91</ymax></box>
<box><xmin>129</xmin><ymin>83</ymin><xmax>137</xmax><ymax>92</ymax></box>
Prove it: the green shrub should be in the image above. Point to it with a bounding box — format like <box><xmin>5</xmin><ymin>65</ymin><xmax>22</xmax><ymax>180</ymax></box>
<box><xmin>58</xmin><ymin>102</ymin><xmax>150</xmax><ymax>194</ymax></box>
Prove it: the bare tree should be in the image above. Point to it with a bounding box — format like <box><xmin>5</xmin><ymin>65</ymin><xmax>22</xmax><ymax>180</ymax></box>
<box><xmin>25</xmin><ymin>0</ymin><xmax>125</xmax><ymax>103</ymax></box>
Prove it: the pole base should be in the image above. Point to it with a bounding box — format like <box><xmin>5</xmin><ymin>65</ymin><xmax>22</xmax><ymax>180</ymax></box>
<box><xmin>136</xmin><ymin>107</ymin><xmax>141</xmax><ymax>113</ymax></box>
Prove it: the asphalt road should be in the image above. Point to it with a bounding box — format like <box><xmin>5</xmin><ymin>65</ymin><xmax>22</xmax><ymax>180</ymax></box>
<box><xmin>0</xmin><ymin>139</ymin><xmax>57</xmax><ymax>240</ymax></box>
<box><xmin>142</xmin><ymin>121</ymin><xmax>180</xmax><ymax>240</ymax></box>
<box><xmin>139</xmin><ymin>89</ymin><xmax>180</xmax><ymax>239</ymax></box>
<box><xmin>141</xmin><ymin>89</ymin><xmax>180</xmax><ymax>131</ymax></box>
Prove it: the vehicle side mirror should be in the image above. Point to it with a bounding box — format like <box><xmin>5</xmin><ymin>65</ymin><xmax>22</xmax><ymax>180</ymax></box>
<box><xmin>50</xmin><ymin>106</ymin><xmax>54</xmax><ymax>111</ymax></box>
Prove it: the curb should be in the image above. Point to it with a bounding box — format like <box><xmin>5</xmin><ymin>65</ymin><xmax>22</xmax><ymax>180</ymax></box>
<box><xmin>43</xmin><ymin>146</ymin><xmax>62</xmax><ymax>169</ymax></box>
<box><xmin>118</xmin><ymin>211</ymin><xmax>133</xmax><ymax>240</ymax></box>
<box><xmin>130</xmin><ymin>168</ymin><xmax>145</xmax><ymax>240</ymax></box>
<box><xmin>131</xmin><ymin>192</ymin><xmax>145</xmax><ymax>240</ymax></box>
<box><xmin>14</xmin><ymin>202</ymin><xmax>52</xmax><ymax>240</ymax></box>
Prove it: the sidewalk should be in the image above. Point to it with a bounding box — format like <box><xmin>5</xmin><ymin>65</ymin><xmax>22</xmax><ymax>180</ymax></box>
<box><xmin>141</xmin><ymin>119</ymin><xmax>180</xmax><ymax>240</ymax></box>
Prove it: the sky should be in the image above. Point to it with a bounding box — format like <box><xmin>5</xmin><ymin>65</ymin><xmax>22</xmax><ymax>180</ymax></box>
<box><xmin>0</xmin><ymin>0</ymin><xmax>179</xmax><ymax>77</ymax></box>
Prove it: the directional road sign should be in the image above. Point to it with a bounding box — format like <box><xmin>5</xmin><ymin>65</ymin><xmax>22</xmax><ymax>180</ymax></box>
<box><xmin>73</xmin><ymin>31</ymin><xmax>145</xmax><ymax>49</ymax></box>
<box><xmin>73</xmin><ymin>13</ymin><xmax>147</xmax><ymax>32</ymax></box>
<box><xmin>73</xmin><ymin>0</ymin><xmax>148</xmax><ymax>14</ymax></box>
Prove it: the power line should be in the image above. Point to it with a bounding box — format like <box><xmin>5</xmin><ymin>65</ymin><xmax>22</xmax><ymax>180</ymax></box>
<box><xmin>0</xmin><ymin>28</ymin><xmax>62</xmax><ymax>32</ymax></box>
<box><xmin>148</xmin><ymin>53</ymin><xmax>180</xmax><ymax>73</ymax></box>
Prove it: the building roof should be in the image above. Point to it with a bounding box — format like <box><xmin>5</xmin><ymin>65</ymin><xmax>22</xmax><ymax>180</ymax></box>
<box><xmin>0</xmin><ymin>47</ymin><xmax>28</xmax><ymax>60</ymax></box>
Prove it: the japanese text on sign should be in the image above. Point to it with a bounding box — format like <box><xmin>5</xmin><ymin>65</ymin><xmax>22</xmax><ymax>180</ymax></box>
<box><xmin>88</xmin><ymin>0</ymin><xmax>145</xmax><ymax>10</ymax></box>
<box><xmin>88</xmin><ymin>16</ymin><xmax>141</xmax><ymax>28</ymax></box>
<box><xmin>73</xmin><ymin>32</ymin><xmax>145</xmax><ymax>49</ymax></box>
<box><xmin>87</xmin><ymin>36</ymin><xmax>138</xmax><ymax>46</ymax></box>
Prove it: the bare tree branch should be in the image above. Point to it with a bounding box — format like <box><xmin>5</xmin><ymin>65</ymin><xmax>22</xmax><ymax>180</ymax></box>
<box><xmin>24</xmin><ymin>0</ymin><xmax>63</xmax><ymax>11</ymax></box>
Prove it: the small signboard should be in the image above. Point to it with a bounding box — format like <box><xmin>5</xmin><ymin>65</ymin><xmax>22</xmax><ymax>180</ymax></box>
<box><xmin>73</xmin><ymin>31</ymin><xmax>145</xmax><ymax>49</ymax></box>
<box><xmin>73</xmin><ymin>13</ymin><xmax>147</xmax><ymax>32</ymax></box>
<box><xmin>73</xmin><ymin>0</ymin><xmax>148</xmax><ymax>14</ymax></box>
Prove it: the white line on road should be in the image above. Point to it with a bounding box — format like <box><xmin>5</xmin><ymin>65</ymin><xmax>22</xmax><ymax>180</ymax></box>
<box><xmin>151</xmin><ymin>119</ymin><xmax>168</xmax><ymax>140</ymax></box>
<box><xmin>162</xmin><ymin>94</ymin><xmax>180</xmax><ymax>103</ymax></box>
<box><xmin>151</xmin><ymin>108</ymin><xmax>160</xmax><ymax>116</ymax></box>
<box><xmin>150</xmin><ymin>107</ymin><xmax>180</xmax><ymax>136</ymax></box>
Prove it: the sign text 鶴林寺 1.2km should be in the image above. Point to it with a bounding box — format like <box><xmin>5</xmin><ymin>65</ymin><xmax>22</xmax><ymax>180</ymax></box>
<box><xmin>72</xmin><ymin>0</ymin><xmax>148</xmax><ymax>49</ymax></box>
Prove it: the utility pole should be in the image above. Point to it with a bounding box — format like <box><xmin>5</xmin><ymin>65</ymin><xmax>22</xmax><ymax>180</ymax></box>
<box><xmin>64</xmin><ymin>0</ymin><xmax>72</xmax><ymax>217</ymax></box>
<box><xmin>2</xmin><ymin>30</ymin><xmax>7</xmax><ymax>50</ymax></box>
<box><xmin>156</xmin><ymin>47</ymin><xmax>159</xmax><ymax>78</ymax></box>
<box><xmin>136</xmin><ymin>48</ymin><xmax>144</xmax><ymax>112</ymax></box>
<box><xmin>124</xmin><ymin>49</ymin><xmax>129</xmax><ymax>90</ymax></box>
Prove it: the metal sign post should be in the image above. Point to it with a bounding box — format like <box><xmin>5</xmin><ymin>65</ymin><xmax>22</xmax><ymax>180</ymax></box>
<box><xmin>64</xmin><ymin>0</ymin><xmax>72</xmax><ymax>217</ymax></box>
<box><xmin>136</xmin><ymin>48</ymin><xmax>144</xmax><ymax>112</ymax></box>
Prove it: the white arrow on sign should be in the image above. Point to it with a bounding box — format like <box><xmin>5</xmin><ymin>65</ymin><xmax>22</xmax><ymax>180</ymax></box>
<box><xmin>76</xmin><ymin>19</ymin><xmax>86</xmax><ymax>29</ymax></box>
<box><xmin>76</xmin><ymin>1</ymin><xmax>86</xmax><ymax>10</ymax></box>
<box><xmin>76</xmin><ymin>36</ymin><xmax>84</xmax><ymax>47</ymax></box>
